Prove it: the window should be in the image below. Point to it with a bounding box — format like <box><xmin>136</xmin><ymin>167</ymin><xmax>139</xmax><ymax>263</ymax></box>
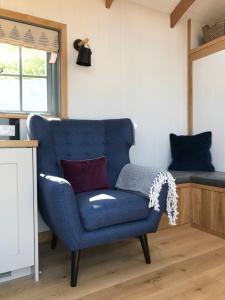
<box><xmin>0</xmin><ymin>43</ymin><xmax>60</xmax><ymax>116</ymax></box>
<box><xmin>0</xmin><ymin>9</ymin><xmax>67</xmax><ymax>118</ymax></box>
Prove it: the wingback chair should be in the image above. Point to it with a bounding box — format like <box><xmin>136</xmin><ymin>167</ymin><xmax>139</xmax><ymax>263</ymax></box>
<box><xmin>27</xmin><ymin>115</ymin><xmax>168</xmax><ymax>287</ymax></box>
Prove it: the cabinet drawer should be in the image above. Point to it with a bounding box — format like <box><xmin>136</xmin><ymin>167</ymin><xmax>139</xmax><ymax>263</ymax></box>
<box><xmin>0</xmin><ymin>148</ymin><xmax>34</xmax><ymax>273</ymax></box>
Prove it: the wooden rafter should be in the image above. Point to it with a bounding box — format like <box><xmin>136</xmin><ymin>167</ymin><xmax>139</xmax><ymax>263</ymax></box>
<box><xmin>105</xmin><ymin>0</ymin><xmax>114</xmax><ymax>9</ymax></box>
<box><xmin>170</xmin><ymin>0</ymin><xmax>196</xmax><ymax>28</ymax></box>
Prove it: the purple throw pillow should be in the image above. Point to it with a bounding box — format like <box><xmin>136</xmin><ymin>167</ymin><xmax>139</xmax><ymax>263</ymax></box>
<box><xmin>60</xmin><ymin>156</ymin><xmax>110</xmax><ymax>194</ymax></box>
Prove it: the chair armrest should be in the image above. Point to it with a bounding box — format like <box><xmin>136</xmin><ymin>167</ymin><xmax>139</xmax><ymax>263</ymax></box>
<box><xmin>38</xmin><ymin>174</ymin><xmax>84</xmax><ymax>251</ymax></box>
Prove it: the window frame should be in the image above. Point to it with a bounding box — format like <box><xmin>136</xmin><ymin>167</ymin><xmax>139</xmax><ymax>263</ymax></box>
<box><xmin>0</xmin><ymin>8</ymin><xmax>67</xmax><ymax>119</ymax></box>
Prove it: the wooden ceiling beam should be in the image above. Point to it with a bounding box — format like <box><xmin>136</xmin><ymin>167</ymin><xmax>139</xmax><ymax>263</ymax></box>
<box><xmin>105</xmin><ymin>0</ymin><xmax>114</xmax><ymax>9</ymax></box>
<box><xmin>105</xmin><ymin>0</ymin><xmax>113</xmax><ymax>8</ymax></box>
<box><xmin>170</xmin><ymin>0</ymin><xmax>196</xmax><ymax>28</ymax></box>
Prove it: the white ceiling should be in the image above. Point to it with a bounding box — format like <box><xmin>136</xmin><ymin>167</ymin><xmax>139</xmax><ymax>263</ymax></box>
<box><xmin>129</xmin><ymin>0</ymin><xmax>225</xmax><ymax>25</ymax></box>
<box><xmin>130</xmin><ymin>0</ymin><xmax>179</xmax><ymax>15</ymax></box>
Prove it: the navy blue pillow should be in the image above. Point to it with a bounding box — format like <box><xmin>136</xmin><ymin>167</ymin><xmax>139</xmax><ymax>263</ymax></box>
<box><xmin>168</xmin><ymin>132</ymin><xmax>215</xmax><ymax>171</ymax></box>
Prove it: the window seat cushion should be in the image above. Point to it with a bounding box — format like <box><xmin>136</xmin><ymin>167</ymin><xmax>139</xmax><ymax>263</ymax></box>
<box><xmin>171</xmin><ymin>170</ymin><xmax>225</xmax><ymax>189</ymax></box>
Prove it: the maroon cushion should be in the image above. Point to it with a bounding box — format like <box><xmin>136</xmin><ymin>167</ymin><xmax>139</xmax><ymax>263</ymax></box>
<box><xmin>60</xmin><ymin>156</ymin><xmax>110</xmax><ymax>194</ymax></box>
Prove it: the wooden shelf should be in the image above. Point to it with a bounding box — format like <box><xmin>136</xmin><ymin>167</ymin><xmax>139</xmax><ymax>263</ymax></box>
<box><xmin>187</xmin><ymin>20</ymin><xmax>225</xmax><ymax>135</ymax></box>
<box><xmin>0</xmin><ymin>140</ymin><xmax>38</xmax><ymax>148</ymax></box>
<box><xmin>189</xmin><ymin>35</ymin><xmax>225</xmax><ymax>61</ymax></box>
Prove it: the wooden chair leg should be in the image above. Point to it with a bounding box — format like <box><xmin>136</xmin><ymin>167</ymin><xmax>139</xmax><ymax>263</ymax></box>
<box><xmin>51</xmin><ymin>232</ymin><xmax>58</xmax><ymax>249</ymax></box>
<box><xmin>71</xmin><ymin>250</ymin><xmax>81</xmax><ymax>287</ymax></box>
<box><xmin>139</xmin><ymin>234</ymin><xmax>151</xmax><ymax>264</ymax></box>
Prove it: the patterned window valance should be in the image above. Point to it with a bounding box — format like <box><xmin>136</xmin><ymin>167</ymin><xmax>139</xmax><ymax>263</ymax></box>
<box><xmin>0</xmin><ymin>18</ymin><xmax>59</xmax><ymax>53</ymax></box>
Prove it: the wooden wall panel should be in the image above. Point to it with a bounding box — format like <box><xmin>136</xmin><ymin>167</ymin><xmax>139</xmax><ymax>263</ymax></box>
<box><xmin>191</xmin><ymin>185</ymin><xmax>225</xmax><ymax>238</ymax></box>
<box><xmin>178</xmin><ymin>185</ymin><xmax>192</xmax><ymax>224</ymax></box>
<box><xmin>211</xmin><ymin>192</ymin><xmax>225</xmax><ymax>234</ymax></box>
<box><xmin>159</xmin><ymin>183</ymin><xmax>225</xmax><ymax>239</ymax></box>
<box><xmin>192</xmin><ymin>188</ymin><xmax>212</xmax><ymax>230</ymax></box>
<box><xmin>158</xmin><ymin>214</ymin><xmax>170</xmax><ymax>231</ymax></box>
<box><xmin>159</xmin><ymin>184</ymin><xmax>191</xmax><ymax>230</ymax></box>
<box><xmin>191</xmin><ymin>187</ymin><xmax>202</xmax><ymax>226</ymax></box>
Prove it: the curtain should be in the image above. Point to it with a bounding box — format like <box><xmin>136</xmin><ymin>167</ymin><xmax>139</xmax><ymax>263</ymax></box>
<box><xmin>0</xmin><ymin>18</ymin><xmax>59</xmax><ymax>53</ymax></box>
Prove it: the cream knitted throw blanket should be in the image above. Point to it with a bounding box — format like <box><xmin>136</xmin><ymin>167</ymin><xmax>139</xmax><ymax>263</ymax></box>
<box><xmin>116</xmin><ymin>164</ymin><xmax>178</xmax><ymax>225</ymax></box>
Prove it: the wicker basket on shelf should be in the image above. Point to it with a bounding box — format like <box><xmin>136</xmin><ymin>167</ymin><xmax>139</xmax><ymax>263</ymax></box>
<box><xmin>202</xmin><ymin>17</ymin><xmax>225</xmax><ymax>43</ymax></box>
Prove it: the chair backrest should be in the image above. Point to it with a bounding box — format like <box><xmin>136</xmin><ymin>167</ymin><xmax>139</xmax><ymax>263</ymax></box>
<box><xmin>27</xmin><ymin>115</ymin><xmax>134</xmax><ymax>187</ymax></box>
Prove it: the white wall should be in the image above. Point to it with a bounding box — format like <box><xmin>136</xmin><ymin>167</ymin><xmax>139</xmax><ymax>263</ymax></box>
<box><xmin>0</xmin><ymin>0</ymin><xmax>188</xmax><ymax>169</ymax></box>
<box><xmin>0</xmin><ymin>0</ymin><xmax>188</xmax><ymax>231</ymax></box>
<box><xmin>191</xmin><ymin>21</ymin><xmax>204</xmax><ymax>49</ymax></box>
<box><xmin>193</xmin><ymin>50</ymin><xmax>225</xmax><ymax>171</ymax></box>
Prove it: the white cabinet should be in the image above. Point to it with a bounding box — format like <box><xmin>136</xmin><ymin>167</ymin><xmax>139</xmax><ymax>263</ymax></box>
<box><xmin>0</xmin><ymin>141</ymin><xmax>38</xmax><ymax>283</ymax></box>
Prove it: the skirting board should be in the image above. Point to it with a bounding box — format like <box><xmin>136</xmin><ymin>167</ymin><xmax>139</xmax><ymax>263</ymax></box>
<box><xmin>0</xmin><ymin>267</ymin><xmax>32</xmax><ymax>283</ymax></box>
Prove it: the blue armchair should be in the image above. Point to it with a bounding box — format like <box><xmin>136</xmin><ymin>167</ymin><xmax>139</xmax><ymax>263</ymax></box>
<box><xmin>27</xmin><ymin>115</ymin><xmax>167</xmax><ymax>287</ymax></box>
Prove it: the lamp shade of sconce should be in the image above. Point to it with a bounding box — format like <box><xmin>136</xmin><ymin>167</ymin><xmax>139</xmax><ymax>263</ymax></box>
<box><xmin>73</xmin><ymin>39</ymin><xmax>92</xmax><ymax>67</ymax></box>
<box><xmin>77</xmin><ymin>46</ymin><xmax>92</xmax><ymax>67</ymax></box>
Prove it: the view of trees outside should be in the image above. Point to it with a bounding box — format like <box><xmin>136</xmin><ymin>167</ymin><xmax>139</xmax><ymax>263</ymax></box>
<box><xmin>22</xmin><ymin>47</ymin><xmax>47</xmax><ymax>76</ymax></box>
<box><xmin>0</xmin><ymin>43</ymin><xmax>48</xmax><ymax>112</ymax></box>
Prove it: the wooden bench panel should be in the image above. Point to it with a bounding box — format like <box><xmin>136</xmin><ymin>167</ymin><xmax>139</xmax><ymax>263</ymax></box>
<box><xmin>158</xmin><ymin>183</ymin><xmax>191</xmax><ymax>230</ymax></box>
<box><xmin>159</xmin><ymin>181</ymin><xmax>225</xmax><ymax>238</ymax></box>
<box><xmin>191</xmin><ymin>184</ymin><xmax>225</xmax><ymax>238</ymax></box>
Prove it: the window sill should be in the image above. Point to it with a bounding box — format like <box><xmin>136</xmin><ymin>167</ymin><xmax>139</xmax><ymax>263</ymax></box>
<box><xmin>0</xmin><ymin>113</ymin><xmax>61</xmax><ymax>119</ymax></box>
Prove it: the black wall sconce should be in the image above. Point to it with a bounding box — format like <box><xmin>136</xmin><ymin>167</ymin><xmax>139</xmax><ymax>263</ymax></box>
<box><xmin>73</xmin><ymin>38</ymin><xmax>92</xmax><ymax>67</ymax></box>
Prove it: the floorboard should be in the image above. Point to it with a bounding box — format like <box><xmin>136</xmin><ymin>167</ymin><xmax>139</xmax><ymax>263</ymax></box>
<box><xmin>1</xmin><ymin>225</ymin><xmax>225</xmax><ymax>300</ymax></box>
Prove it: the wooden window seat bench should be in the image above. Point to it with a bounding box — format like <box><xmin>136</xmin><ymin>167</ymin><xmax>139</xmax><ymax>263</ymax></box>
<box><xmin>159</xmin><ymin>171</ymin><xmax>225</xmax><ymax>239</ymax></box>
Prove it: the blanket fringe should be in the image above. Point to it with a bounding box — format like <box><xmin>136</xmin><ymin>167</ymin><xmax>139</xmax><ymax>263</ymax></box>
<box><xmin>149</xmin><ymin>171</ymin><xmax>178</xmax><ymax>225</ymax></box>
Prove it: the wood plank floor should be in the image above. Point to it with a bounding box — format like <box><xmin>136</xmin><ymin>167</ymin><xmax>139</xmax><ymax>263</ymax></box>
<box><xmin>1</xmin><ymin>225</ymin><xmax>225</xmax><ymax>300</ymax></box>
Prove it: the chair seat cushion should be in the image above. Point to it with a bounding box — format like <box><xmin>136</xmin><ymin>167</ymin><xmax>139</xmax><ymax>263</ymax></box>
<box><xmin>77</xmin><ymin>189</ymin><xmax>149</xmax><ymax>231</ymax></box>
